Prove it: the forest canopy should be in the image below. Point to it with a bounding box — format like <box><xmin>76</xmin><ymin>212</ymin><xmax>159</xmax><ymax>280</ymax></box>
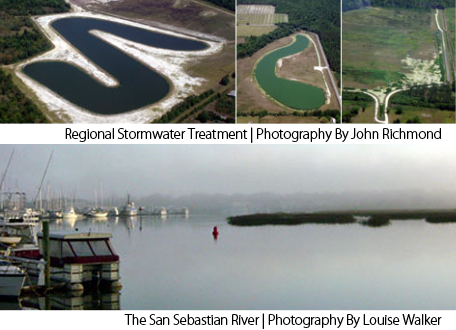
<box><xmin>0</xmin><ymin>0</ymin><xmax>70</xmax><ymax>15</ymax></box>
<box><xmin>0</xmin><ymin>0</ymin><xmax>69</xmax><ymax>122</ymax></box>
<box><xmin>203</xmin><ymin>0</ymin><xmax>234</xmax><ymax>11</ymax></box>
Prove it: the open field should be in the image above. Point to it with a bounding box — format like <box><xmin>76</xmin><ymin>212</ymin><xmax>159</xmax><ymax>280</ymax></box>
<box><xmin>388</xmin><ymin>105</ymin><xmax>455</xmax><ymax>124</ymax></box>
<box><xmin>237</xmin><ymin>4</ymin><xmax>275</xmax><ymax>15</ymax></box>
<box><xmin>343</xmin><ymin>100</ymin><xmax>378</xmax><ymax>124</ymax></box>
<box><xmin>237</xmin><ymin>25</ymin><xmax>276</xmax><ymax>37</ymax></box>
<box><xmin>236</xmin><ymin>4</ymin><xmax>288</xmax><ymax>38</ymax></box>
<box><xmin>237</xmin><ymin>13</ymin><xmax>288</xmax><ymax>26</ymax></box>
<box><xmin>343</xmin><ymin>7</ymin><xmax>440</xmax><ymax>90</ymax></box>
<box><xmin>237</xmin><ymin>33</ymin><xmax>340</xmax><ymax>123</ymax></box>
<box><xmin>75</xmin><ymin>0</ymin><xmax>235</xmax><ymax>41</ymax></box>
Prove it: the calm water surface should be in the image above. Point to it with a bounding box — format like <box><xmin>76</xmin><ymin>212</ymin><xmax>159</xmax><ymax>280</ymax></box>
<box><xmin>23</xmin><ymin>18</ymin><xmax>207</xmax><ymax>115</ymax></box>
<box><xmin>27</xmin><ymin>215</ymin><xmax>456</xmax><ymax>309</ymax></box>
<box><xmin>255</xmin><ymin>34</ymin><xmax>326</xmax><ymax>110</ymax></box>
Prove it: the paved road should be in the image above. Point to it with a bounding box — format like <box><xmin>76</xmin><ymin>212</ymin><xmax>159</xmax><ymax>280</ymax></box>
<box><xmin>436</xmin><ymin>9</ymin><xmax>451</xmax><ymax>83</ymax></box>
<box><xmin>306</xmin><ymin>35</ymin><xmax>332</xmax><ymax>103</ymax></box>
<box><xmin>312</xmin><ymin>33</ymin><xmax>341</xmax><ymax>109</ymax></box>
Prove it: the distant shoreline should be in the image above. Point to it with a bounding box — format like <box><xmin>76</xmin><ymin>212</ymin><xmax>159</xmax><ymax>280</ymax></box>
<box><xmin>228</xmin><ymin>209</ymin><xmax>456</xmax><ymax>227</ymax></box>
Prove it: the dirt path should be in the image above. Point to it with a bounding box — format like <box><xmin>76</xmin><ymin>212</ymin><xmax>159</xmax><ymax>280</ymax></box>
<box><xmin>384</xmin><ymin>89</ymin><xmax>405</xmax><ymax>123</ymax></box>
<box><xmin>362</xmin><ymin>91</ymin><xmax>386</xmax><ymax>124</ymax></box>
<box><xmin>435</xmin><ymin>9</ymin><xmax>451</xmax><ymax>83</ymax></box>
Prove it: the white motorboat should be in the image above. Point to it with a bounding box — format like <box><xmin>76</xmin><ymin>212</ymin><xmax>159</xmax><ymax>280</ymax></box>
<box><xmin>0</xmin><ymin>260</ymin><xmax>26</xmax><ymax>298</ymax></box>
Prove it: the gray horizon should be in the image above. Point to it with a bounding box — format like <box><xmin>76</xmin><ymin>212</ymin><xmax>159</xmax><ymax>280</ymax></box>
<box><xmin>0</xmin><ymin>145</ymin><xmax>455</xmax><ymax>202</ymax></box>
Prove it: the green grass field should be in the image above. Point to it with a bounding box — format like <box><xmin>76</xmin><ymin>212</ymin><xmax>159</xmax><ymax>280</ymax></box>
<box><xmin>343</xmin><ymin>100</ymin><xmax>377</xmax><ymax>123</ymax></box>
<box><xmin>388</xmin><ymin>105</ymin><xmax>455</xmax><ymax>123</ymax></box>
<box><xmin>343</xmin><ymin>7</ymin><xmax>438</xmax><ymax>89</ymax></box>
<box><xmin>237</xmin><ymin>25</ymin><xmax>276</xmax><ymax>37</ymax></box>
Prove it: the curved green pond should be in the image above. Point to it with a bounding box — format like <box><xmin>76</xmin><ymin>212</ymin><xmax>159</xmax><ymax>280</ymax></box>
<box><xmin>254</xmin><ymin>34</ymin><xmax>326</xmax><ymax>110</ymax></box>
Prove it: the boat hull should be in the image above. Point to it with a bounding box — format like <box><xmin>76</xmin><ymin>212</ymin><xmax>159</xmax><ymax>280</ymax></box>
<box><xmin>0</xmin><ymin>274</ymin><xmax>25</xmax><ymax>298</ymax></box>
<box><xmin>0</xmin><ymin>237</ymin><xmax>22</xmax><ymax>245</ymax></box>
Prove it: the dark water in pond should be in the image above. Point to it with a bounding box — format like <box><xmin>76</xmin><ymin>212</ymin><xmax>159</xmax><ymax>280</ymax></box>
<box><xmin>4</xmin><ymin>215</ymin><xmax>456</xmax><ymax>310</ymax></box>
<box><xmin>22</xmin><ymin>18</ymin><xmax>207</xmax><ymax>115</ymax></box>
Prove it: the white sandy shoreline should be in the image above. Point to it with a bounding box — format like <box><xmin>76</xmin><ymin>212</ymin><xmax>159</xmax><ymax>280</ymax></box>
<box><xmin>8</xmin><ymin>7</ymin><xmax>226</xmax><ymax>123</ymax></box>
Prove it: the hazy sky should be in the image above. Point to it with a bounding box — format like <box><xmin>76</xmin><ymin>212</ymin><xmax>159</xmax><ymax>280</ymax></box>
<box><xmin>0</xmin><ymin>145</ymin><xmax>455</xmax><ymax>198</ymax></box>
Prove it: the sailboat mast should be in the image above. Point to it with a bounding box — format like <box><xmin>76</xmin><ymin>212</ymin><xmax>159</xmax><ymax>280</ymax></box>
<box><xmin>100</xmin><ymin>180</ymin><xmax>103</xmax><ymax>209</ymax></box>
<box><xmin>33</xmin><ymin>151</ymin><xmax>54</xmax><ymax>209</ymax></box>
<box><xmin>0</xmin><ymin>149</ymin><xmax>14</xmax><ymax>200</ymax></box>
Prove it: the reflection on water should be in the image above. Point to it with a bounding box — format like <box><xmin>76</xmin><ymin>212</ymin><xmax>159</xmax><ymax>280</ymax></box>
<box><xmin>2</xmin><ymin>215</ymin><xmax>456</xmax><ymax>309</ymax></box>
<box><xmin>19</xmin><ymin>291</ymin><xmax>120</xmax><ymax>310</ymax></box>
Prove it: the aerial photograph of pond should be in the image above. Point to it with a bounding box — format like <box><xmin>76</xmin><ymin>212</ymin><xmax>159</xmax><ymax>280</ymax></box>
<box><xmin>236</xmin><ymin>0</ymin><xmax>341</xmax><ymax>124</ymax></box>
<box><xmin>0</xmin><ymin>0</ymin><xmax>235</xmax><ymax>123</ymax></box>
<box><xmin>2</xmin><ymin>144</ymin><xmax>456</xmax><ymax>310</ymax></box>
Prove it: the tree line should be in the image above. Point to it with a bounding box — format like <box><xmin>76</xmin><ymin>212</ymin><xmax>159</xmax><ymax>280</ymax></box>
<box><xmin>203</xmin><ymin>0</ymin><xmax>234</xmax><ymax>11</ymax></box>
<box><xmin>237</xmin><ymin>0</ymin><xmax>340</xmax><ymax>72</ymax></box>
<box><xmin>0</xmin><ymin>26</ymin><xmax>51</xmax><ymax>64</ymax></box>
<box><xmin>0</xmin><ymin>0</ymin><xmax>70</xmax><ymax>15</ymax></box>
<box><xmin>390</xmin><ymin>83</ymin><xmax>455</xmax><ymax>110</ymax></box>
<box><xmin>153</xmin><ymin>89</ymin><xmax>215</xmax><ymax>123</ymax></box>
<box><xmin>0</xmin><ymin>0</ymin><xmax>69</xmax><ymax>122</ymax></box>
<box><xmin>0</xmin><ymin>69</ymin><xmax>48</xmax><ymax>123</ymax></box>
<box><xmin>343</xmin><ymin>0</ymin><xmax>455</xmax><ymax>11</ymax></box>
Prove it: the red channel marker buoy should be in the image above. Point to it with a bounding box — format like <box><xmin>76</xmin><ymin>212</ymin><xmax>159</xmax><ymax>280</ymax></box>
<box><xmin>212</xmin><ymin>226</ymin><xmax>219</xmax><ymax>240</ymax></box>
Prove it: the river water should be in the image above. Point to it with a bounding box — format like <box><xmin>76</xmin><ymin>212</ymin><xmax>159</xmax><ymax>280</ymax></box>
<box><xmin>4</xmin><ymin>215</ymin><xmax>456</xmax><ymax>309</ymax></box>
<box><xmin>23</xmin><ymin>17</ymin><xmax>207</xmax><ymax>115</ymax></box>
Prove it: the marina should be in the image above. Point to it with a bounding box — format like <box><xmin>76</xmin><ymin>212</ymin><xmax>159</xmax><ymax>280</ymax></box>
<box><xmin>0</xmin><ymin>149</ymin><xmax>191</xmax><ymax>308</ymax></box>
<box><xmin>3</xmin><ymin>214</ymin><xmax>456</xmax><ymax>310</ymax></box>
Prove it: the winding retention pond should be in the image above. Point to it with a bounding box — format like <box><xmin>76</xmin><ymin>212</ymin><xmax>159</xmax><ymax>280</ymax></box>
<box><xmin>254</xmin><ymin>34</ymin><xmax>326</xmax><ymax>110</ymax></box>
<box><xmin>23</xmin><ymin>17</ymin><xmax>207</xmax><ymax>115</ymax></box>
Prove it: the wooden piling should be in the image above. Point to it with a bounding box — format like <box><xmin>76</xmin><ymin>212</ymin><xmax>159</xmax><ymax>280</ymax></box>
<box><xmin>42</xmin><ymin>220</ymin><xmax>50</xmax><ymax>289</ymax></box>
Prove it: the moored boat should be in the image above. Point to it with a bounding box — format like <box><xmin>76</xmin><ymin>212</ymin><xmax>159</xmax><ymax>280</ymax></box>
<box><xmin>120</xmin><ymin>195</ymin><xmax>137</xmax><ymax>217</ymax></box>
<box><xmin>0</xmin><ymin>260</ymin><xmax>26</xmax><ymax>298</ymax></box>
<box><xmin>63</xmin><ymin>207</ymin><xmax>78</xmax><ymax>220</ymax></box>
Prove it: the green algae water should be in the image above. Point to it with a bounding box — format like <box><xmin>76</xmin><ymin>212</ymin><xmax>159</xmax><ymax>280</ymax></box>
<box><xmin>254</xmin><ymin>34</ymin><xmax>326</xmax><ymax>110</ymax></box>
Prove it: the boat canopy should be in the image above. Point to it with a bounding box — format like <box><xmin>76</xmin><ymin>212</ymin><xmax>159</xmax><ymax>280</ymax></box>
<box><xmin>37</xmin><ymin>232</ymin><xmax>118</xmax><ymax>266</ymax></box>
